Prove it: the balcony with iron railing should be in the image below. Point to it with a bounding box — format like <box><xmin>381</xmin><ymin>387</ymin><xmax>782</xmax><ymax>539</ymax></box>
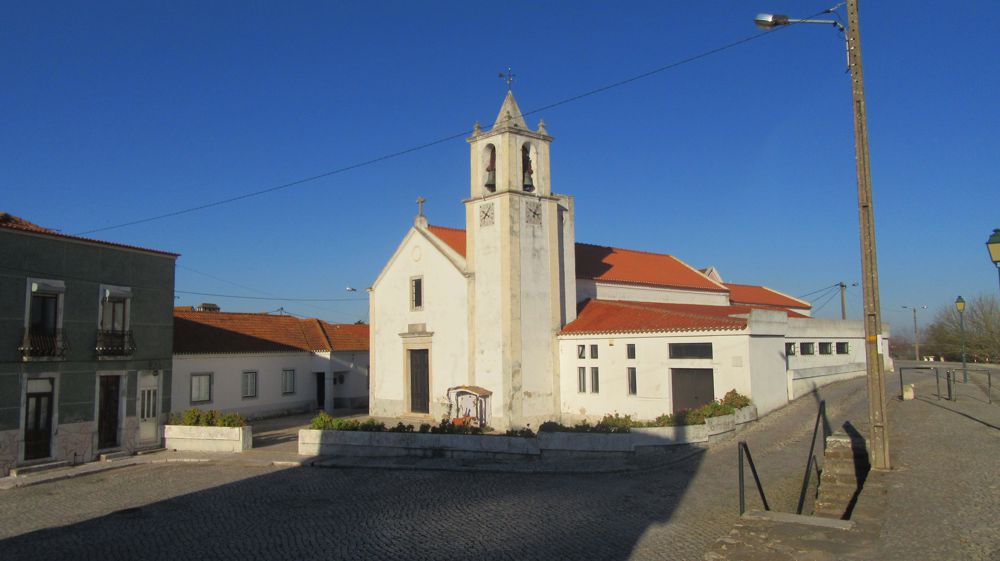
<box><xmin>19</xmin><ymin>328</ymin><xmax>69</xmax><ymax>359</ymax></box>
<box><xmin>96</xmin><ymin>329</ymin><xmax>136</xmax><ymax>357</ymax></box>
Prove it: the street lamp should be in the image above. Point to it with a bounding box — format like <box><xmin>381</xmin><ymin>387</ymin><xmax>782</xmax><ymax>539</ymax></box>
<box><xmin>901</xmin><ymin>305</ymin><xmax>926</xmax><ymax>361</ymax></box>
<box><xmin>987</xmin><ymin>229</ymin><xmax>1000</xmax><ymax>294</ymax></box>
<box><xmin>754</xmin><ymin>0</ymin><xmax>891</xmax><ymax>470</ymax></box>
<box><xmin>955</xmin><ymin>296</ymin><xmax>967</xmax><ymax>383</ymax></box>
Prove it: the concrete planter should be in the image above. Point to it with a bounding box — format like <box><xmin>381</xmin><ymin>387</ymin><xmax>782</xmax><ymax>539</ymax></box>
<box><xmin>630</xmin><ymin>424</ymin><xmax>707</xmax><ymax>446</ymax></box>
<box><xmin>734</xmin><ymin>404</ymin><xmax>758</xmax><ymax>425</ymax></box>
<box><xmin>164</xmin><ymin>425</ymin><xmax>252</xmax><ymax>453</ymax></box>
<box><xmin>299</xmin><ymin>429</ymin><xmax>538</xmax><ymax>458</ymax></box>
<box><xmin>704</xmin><ymin>413</ymin><xmax>736</xmax><ymax>439</ymax></box>
<box><xmin>537</xmin><ymin>431</ymin><xmax>634</xmax><ymax>453</ymax></box>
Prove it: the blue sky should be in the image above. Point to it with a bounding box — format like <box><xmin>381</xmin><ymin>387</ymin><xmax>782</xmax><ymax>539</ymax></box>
<box><xmin>4</xmin><ymin>1</ymin><xmax>998</xmax><ymax>329</ymax></box>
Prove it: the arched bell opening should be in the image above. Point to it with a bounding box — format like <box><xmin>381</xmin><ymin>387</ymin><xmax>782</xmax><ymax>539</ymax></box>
<box><xmin>521</xmin><ymin>143</ymin><xmax>535</xmax><ymax>193</ymax></box>
<box><xmin>483</xmin><ymin>144</ymin><xmax>497</xmax><ymax>193</ymax></box>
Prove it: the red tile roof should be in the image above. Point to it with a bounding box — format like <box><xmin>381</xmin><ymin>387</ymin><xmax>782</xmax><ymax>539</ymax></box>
<box><xmin>725</xmin><ymin>283</ymin><xmax>811</xmax><ymax>310</ymax></box>
<box><xmin>426</xmin><ymin>225</ymin><xmax>466</xmax><ymax>257</ymax></box>
<box><xmin>0</xmin><ymin>212</ymin><xmax>179</xmax><ymax>257</ymax></box>
<box><xmin>174</xmin><ymin>310</ymin><xmax>369</xmax><ymax>354</ymax></box>
<box><xmin>575</xmin><ymin>243</ymin><xmax>728</xmax><ymax>292</ymax></box>
<box><xmin>560</xmin><ymin>300</ymin><xmax>809</xmax><ymax>335</ymax></box>
<box><xmin>424</xmin><ymin>225</ymin><xmax>727</xmax><ymax>292</ymax></box>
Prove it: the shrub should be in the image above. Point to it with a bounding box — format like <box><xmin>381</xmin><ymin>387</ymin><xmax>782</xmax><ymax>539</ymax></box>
<box><xmin>538</xmin><ymin>421</ymin><xmax>564</xmax><ymax>433</ymax></box>
<box><xmin>180</xmin><ymin>408</ymin><xmax>202</xmax><ymax>426</ymax></box>
<box><xmin>170</xmin><ymin>407</ymin><xmax>245</xmax><ymax>428</ymax></box>
<box><xmin>505</xmin><ymin>427</ymin><xmax>535</xmax><ymax>438</ymax></box>
<box><xmin>418</xmin><ymin>423</ymin><xmax>431</xmax><ymax>433</ymax></box>
<box><xmin>721</xmin><ymin>389</ymin><xmax>752</xmax><ymax>409</ymax></box>
<box><xmin>218</xmin><ymin>412</ymin><xmax>247</xmax><ymax>428</ymax></box>
<box><xmin>360</xmin><ymin>419</ymin><xmax>386</xmax><ymax>432</ymax></box>
<box><xmin>429</xmin><ymin>419</ymin><xmax>483</xmax><ymax>435</ymax></box>
<box><xmin>388</xmin><ymin>422</ymin><xmax>415</xmax><ymax>433</ymax></box>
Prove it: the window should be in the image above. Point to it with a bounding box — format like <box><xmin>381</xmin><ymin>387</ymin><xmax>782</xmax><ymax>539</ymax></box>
<box><xmin>590</xmin><ymin>367</ymin><xmax>600</xmax><ymax>393</ymax></box>
<box><xmin>785</xmin><ymin>342</ymin><xmax>797</xmax><ymax>356</ymax></box>
<box><xmin>626</xmin><ymin>344</ymin><xmax>636</xmax><ymax>359</ymax></box>
<box><xmin>577</xmin><ymin>345</ymin><xmax>586</xmax><ymax>359</ymax></box>
<box><xmin>410</xmin><ymin>277</ymin><xmax>423</xmax><ymax>310</ymax></box>
<box><xmin>242</xmin><ymin>371</ymin><xmax>258</xmax><ymax>398</ymax></box>
<box><xmin>23</xmin><ymin>279</ymin><xmax>67</xmax><ymax>359</ymax></box>
<box><xmin>30</xmin><ymin>293</ymin><xmax>59</xmax><ymax>335</ymax></box>
<box><xmin>800</xmin><ymin>343</ymin><xmax>815</xmax><ymax>355</ymax></box>
<box><xmin>282</xmin><ymin>369</ymin><xmax>296</xmax><ymax>394</ymax></box>
<box><xmin>590</xmin><ymin>344</ymin><xmax>599</xmax><ymax>359</ymax></box>
<box><xmin>578</xmin><ymin>367</ymin><xmax>586</xmax><ymax>393</ymax></box>
<box><xmin>669</xmin><ymin>343</ymin><xmax>713</xmax><ymax>359</ymax></box>
<box><xmin>819</xmin><ymin>342</ymin><xmax>832</xmax><ymax>355</ymax></box>
<box><xmin>191</xmin><ymin>373</ymin><xmax>212</xmax><ymax>403</ymax></box>
<box><xmin>627</xmin><ymin>367</ymin><xmax>637</xmax><ymax>395</ymax></box>
<box><xmin>836</xmin><ymin>342</ymin><xmax>849</xmax><ymax>354</ymax></box>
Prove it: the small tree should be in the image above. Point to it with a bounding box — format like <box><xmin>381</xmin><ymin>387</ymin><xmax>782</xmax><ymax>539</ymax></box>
<box><xmin>923</xmin><ymin>295</ymin><xmax>999</xmax><ymax>363</ymax></box>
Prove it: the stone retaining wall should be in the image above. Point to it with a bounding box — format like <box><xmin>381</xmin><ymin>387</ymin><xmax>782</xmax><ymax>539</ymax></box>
<box><xmin>298</xmin><ymin>405</ymin><xmax>757</xmax><ymax>459</ymax></box>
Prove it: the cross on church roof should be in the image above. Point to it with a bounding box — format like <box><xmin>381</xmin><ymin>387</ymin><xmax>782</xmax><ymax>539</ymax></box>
<box><xmin>416</xmin><ymin>196</ymin><xmax>426</xmax><ymax>217</ymax></box>
<box><xmin>499</xmin><ymin>67</ymin><xmax>515</xmax><ymax>91</ymax></box>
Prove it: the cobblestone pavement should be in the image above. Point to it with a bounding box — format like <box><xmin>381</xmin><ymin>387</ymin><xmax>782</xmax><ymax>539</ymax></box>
<box><xmin>0</xmin><ymin>378</ymin><xmax>877</xmax><ymax>561</ymax></box>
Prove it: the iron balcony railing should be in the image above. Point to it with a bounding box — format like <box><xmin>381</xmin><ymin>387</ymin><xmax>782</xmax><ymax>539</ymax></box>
<box><xmin>96</xmin><ymin>329</ymin><xmax>136</xmax><ymax>357</ymax></box>
<box><xmin>19</xmin><ymin>328</ymin><xmax>69</xmax><ymax>359</ymax></box>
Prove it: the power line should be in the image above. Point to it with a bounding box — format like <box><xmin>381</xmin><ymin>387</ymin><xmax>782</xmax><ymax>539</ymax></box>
<box><xmin>175</xmin><ymin>290</ymin><xmax>365</xmax><ymax>302</ymax></box>
<box><xmin>798</xmin><ymin>282</ymin><xmax>841</xmax><ymax>299</ymax></box>
<box><xmin>73</xmin><ymin>18</ymin><xmax>812</xmax><ymax>236</ymax></box>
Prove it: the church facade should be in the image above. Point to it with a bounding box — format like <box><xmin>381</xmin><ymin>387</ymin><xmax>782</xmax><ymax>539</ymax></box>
<box><xmin>368</xmin><ymin>92</ymin><xmax>885</xmax><ymax>430</ymax></box>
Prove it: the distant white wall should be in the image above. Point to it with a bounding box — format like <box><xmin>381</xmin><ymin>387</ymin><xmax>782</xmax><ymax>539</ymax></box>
<box><xmin>576</xmin><ymin>279</ymin><xmax>730</xmax><ymax>307</ymax></box>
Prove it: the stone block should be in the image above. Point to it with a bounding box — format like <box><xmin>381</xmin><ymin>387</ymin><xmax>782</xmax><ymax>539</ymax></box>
<box><xmin>164</xmin><ymin>425</ymin><xmax>252</xmax><ymax>453</ymax></box>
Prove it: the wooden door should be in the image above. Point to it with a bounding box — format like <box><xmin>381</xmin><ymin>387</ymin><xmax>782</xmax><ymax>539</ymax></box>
<box><xmin>98</xmin><ymin>376</ymin><xmax>121</xmax><ymax>449</ymax></box>
<box><xmin>315</xmin><ymin>372</ymin><xmax>325</xmax><ymax>409</ymax></box>
<box><xmin>409</xmin><ymin>349</ymin><xmax>429</xmax><ymax>414</ymax></box>
<box><xmin>671</xmin><ymin>368</ymin><xmax>714</xmax><ymax>412</ymax></box>
<box><xmin>24</xmin><ymin>379</ymin><xmax>54</xmax><ymax>461</ymax></box>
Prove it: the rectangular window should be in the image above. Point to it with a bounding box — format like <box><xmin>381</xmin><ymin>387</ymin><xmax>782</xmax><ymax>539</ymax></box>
<box><xmin>30</xmin><ymin>293</ymin><xmax>59</xmax><ymax>334</ymax></box>
<box><xmin>669</xmin><ymin>343</ymin><xmax>713</xmax><ymax>359</ymax></box>
<box><xmin>626</xmin><ymin>344</ymin><xmax>636</xmax><ymax>359</ymax></box>
<box><xmin>801</xmin><ymin>342</ymin><xmax>815</xmax><ymax>355</ymax></box>
<box><xmin>410</xmin><ymin>277</ymin><xmax>423</xmax><ymax>310</ymax></box>
<box><xmin>577</xmin><ymin>345</ymin><xmax>586</xmax><ymax>359</ymax></box>
<box><xmin>590</xmin><ymin>344</ymin><xmax>599</xmax><ymax>359</ymax></box>
<box><xmin>191</xmin><ymin>373</ymin><xmax>212</xmax><ymax>403</ymax></box>
<box><xmin>282</xmin><ymin>369</ymin><xmax>296</xmax><ymax>394</ymax></box>
<box><xmin>577</xmin><ymin>367</ymin><xmax>586</xmax><ymax>393</ymax></box>
<box><xmin>785</xmin><ymin>342</ymin><xmax>797</xmax><ymax>356</ymax></box>
<box><xmin>242</xmin><ymin>371</ymin><xmax>258</xmax><ymax>398</ymax></box>
<box><xmin>836</xmin><ymin>342</ymin><xmax>849</xmax><ymax>354</ymax></box>
<box><xmin>819</xmin><ymin>342</ymin><xmax>832</xmax><ymax>355</ymax></box>
<box><xmin>100</xmin><ymin>298</ymin><xmax>127</xmax><ymax>332</ymax></box>
<box><xmin>627</xmin><ymin>367</ymin><xmax>637</xmax><ymax>395</ymax></box>
<box><xmin>590</xmin><ymin>367</ymin><xmax>600</xmax><ymax>394</ymax></box>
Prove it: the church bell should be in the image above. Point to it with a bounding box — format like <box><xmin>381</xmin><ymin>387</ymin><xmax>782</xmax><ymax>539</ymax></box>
<box><xmin>484</xmin><ymin>170</ymin><xmax>496</xmax><ymax>191</ymax></box>
<box><xmin>522</xmin><ymin>170</ymin><xmax>534</xmax><ymax>192</ymax></box>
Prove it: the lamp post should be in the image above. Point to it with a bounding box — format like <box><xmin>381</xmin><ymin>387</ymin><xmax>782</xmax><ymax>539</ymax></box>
<box><xmin>987</xmin><ymin>229</ymin><xmax>1000</xmax><ymax>294</ymax></box>
<box><xmin>755</xmin><ymin>0</ymin><xmax>890</xmax><ymax>470</ymax></box>
<box><xmin>955</xmin><ymin>296</ymin><xmax>967</xmax><ymax>383</ymax></box>
<box><xmin>901</xmin><ymin>305</ymin><xmax>926</xmax><ymax>361</ymax></box>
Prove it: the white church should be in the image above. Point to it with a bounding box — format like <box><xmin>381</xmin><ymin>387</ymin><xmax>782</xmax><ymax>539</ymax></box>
<box><xmin>369</xmin><ymin>91</ymin><xmax>885</xmax><ymax>430</ymax></box>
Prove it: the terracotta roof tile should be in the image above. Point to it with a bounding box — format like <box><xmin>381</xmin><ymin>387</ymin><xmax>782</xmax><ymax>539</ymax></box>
<box><xmin>319</xmin><ymin>321</ymin><xmax>370</xmax><ymax>351</ymax></box>
<box><xmin>560</xmin><ymin>299</ymin><xmax>808</xmax><ymax>335</ymax></box>
<box><xmin>725</xmin><ymin>283</ymin><xmax>811</xmax><ymax>310</ymax></box>
<box><xmin>575</xmin><ymin>243</ymin><xmax>728</xmax><ymax>292</ymax></box>
<box><xmin>426</xmin><ymin>225</ymin><xmax>466</xmax><ymax>256</ymax></box>
<box><xmin>0</xmin><ymin>212</ymin><xmax>179</xmax><ymax>257</ymax></box>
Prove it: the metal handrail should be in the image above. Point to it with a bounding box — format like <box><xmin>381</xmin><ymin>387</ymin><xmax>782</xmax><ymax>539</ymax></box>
<box><xmin>796</xmin><ymin>400</ymin><xmax>826</xmax><ymax>514</ymax></box>
<box><xmin>738</xmin><ymin>441</ymin><xmax>769</xmax><ymax>515</ymax></box>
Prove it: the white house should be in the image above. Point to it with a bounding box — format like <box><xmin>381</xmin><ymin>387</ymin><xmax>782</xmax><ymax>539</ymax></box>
<box><xmin>369</xmin><ymin>91</ymin><xmax>888</xmax><ymax>430</ymax></box>
<box><xmin>172</xmin><ymin>307</ymin><xmax>369</xmax><ymax>418</ymax></box>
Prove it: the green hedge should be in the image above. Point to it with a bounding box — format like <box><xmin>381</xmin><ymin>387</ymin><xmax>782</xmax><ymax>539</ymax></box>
<box><xmin>169</xmin><ymin>407</ymin><xmax>246</xmax><ymax>428</ymax></box>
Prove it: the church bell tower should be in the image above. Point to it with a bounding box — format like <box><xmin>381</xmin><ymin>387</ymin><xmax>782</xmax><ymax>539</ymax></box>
<box><xmin>464</xmin><ymin>91</ymin><xmax>576</xmax><ymax>429</ymax></box>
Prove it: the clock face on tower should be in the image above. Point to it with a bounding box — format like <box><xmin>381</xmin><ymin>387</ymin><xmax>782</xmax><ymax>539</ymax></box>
<box><xmin>479</xmin><ymin>202</ymin><xmax>495</xmax><ymax>226</ymax></box>
<box><xmin>525</xmin><ymin>201</ymin><xmax>542</xmax><ymax>226</ymax></box>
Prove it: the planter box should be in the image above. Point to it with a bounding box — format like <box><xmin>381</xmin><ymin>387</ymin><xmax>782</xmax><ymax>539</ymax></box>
<box><xmin>734</xmin><ymin>404</ymin><xmax>758</xmax><ymax>425</ymax></box>
<box><xmin>298</xmin><ymin>429</ymin><xmax>539</xmax><ymax>458</ymax></box>
<box><xmin>630</xmin><ymin>424</ymin><xmax>707</xmax><ymax>446</ymax></box>
<box><xmin>164</xmin><ymin>425</ymin><xmax>252</xmax><ymax>453</ymax></box>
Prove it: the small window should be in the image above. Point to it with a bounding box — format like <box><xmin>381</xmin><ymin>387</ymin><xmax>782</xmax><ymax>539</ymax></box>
<box><xmin>410</xmin><ymin>277</ymin><xmax>423</xmax><ymax>310</ymax></box>
<box><xmin>819</xmin><ymin>342</ymin><xmax>832</xmax><ymax>355</ymax></box>
<box><xmin>801</xmin><ymin>343</ymin><xmax>815</xmax><ymax>355</ymax></box>
<box><xmin>627</xmin><ymin>367</ymin><xmax>637</xmax><ymax>396</ymax></box>
<box><xmin>626</xmin><ymin>344</ymin><xmax>636</xmax><ymax>359</ymax></box>
<box><xmin>577</xmin><ymin>345</ymin><xmax>586</xmax><ymax>359</ymax></box>
<box><xmin>577</xmin><ymin>367</ymin><xmax>586</xmax><ymax>393</ymax></box>
<box><xmin>590</xmin><ymin>344</ymin><xmax>599</xmax><ymax>359</ymax></box>
<box><xmin>100</xmin><ymin>298</ymin><xmax>127</xmax><ymax>332</ymax></box>
<box><xmin>282</xmin><ymin>369</ymin><xmax>296</xmax><ymax>394</ymax></box>
<box><xmin>590</xmin><ymin>367</ymin><xmax>600</xmax><ymax>393</ymax></box>
<box><xmin>669</xmin><ymin>343</ymin><xmax>713</xmax><ymax>359</ymax></box>
<box><xmin>836</xmin><ymin>342</ymin><xmax>849</xmax><ymax>354</ymax></box>
<box><xmin>242</xmin><ymin>371</ymin><xmax>258</xmax><ymax>398</ymax></box>
<box><xmin>29</xmin><ymin>293</ymin><xmax>60</xmax><ymax>335</ymax></box>
<box><xmin>785</xmin><ymin>342</ymin><xmax>796</xmax><ymax>356</ymax></box>
<box><xmin>191</xmin><ymin>373</ymin><xmax>212</xmax><ymax>403</ymax></box>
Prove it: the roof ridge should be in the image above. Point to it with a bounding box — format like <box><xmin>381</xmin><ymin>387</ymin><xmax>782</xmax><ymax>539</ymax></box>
<box><xmin>315</xmin><ymin>318</ymin><xmax>334</xmax><ymax>351</ymax></box>
<box><xmin>427</xmin><ymin>224</ymin><xmax>465</xmax><ymax>233</ymax></box>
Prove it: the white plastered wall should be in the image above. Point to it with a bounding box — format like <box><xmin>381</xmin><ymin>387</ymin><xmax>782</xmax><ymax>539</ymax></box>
<box><xmin>576</xmin><ymin>280</ymin><xmax>730</xmax><ymax>306</ymax></box>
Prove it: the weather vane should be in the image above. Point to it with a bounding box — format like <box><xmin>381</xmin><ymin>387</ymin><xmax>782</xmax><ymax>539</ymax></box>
<box><xmin>499</xmin><ymin>67</ymin><xmax>515</xmax><ymax>91</ymax></box>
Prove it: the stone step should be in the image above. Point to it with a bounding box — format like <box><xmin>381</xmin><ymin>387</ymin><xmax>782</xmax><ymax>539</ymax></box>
<box><xmin>10</xmin><ymin>460</ymin><xmax>70</xmax><ymax>477</ymax></box>
<box><xmin>99</xmin><ymin>450</ymin><xmax>132</xmax><ymax>462</ymax></box>
<box><xmin>134</xmin><ymin>447</ymin><xmax>166</xmax><ymax>456</ymax></box>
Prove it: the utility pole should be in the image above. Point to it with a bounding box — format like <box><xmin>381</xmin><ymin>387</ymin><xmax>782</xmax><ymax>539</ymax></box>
<box><xmin>911</xmin><ymin>308</ymin><xmax>919</xmax><ymax>361</ymax></box>
<box><xmin>839</xmin><ymin>282</ymin><xmax>847</xmax><ymax>320</ymax></box>
<box><xmin>847</xmin><ymin>0</ymin><xmax>890</xmax><ymax>470</ymax></box>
